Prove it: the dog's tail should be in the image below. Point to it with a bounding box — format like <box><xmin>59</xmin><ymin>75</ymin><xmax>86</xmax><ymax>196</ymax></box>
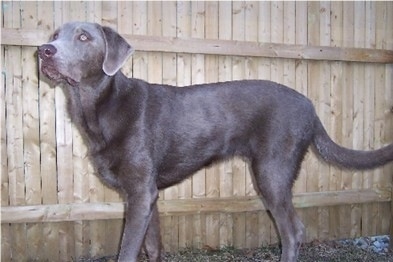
<box><xmin>312</xmin><ymin>117</ymin><xmax>393</xmax><ymax>170</ymax></box>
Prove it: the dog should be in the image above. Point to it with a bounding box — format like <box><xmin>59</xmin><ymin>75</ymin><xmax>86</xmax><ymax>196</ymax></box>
<box><xmin>38</xmin><ymin>22</ymin><xmax>393</xmax><ymax>262</ymax></box>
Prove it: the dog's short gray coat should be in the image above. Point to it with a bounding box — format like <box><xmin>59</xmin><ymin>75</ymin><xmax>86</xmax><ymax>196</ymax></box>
<box><xmin>38</xmin><ymin>22</ymin><xmax>393</xmax><ymax>262</ymax></box>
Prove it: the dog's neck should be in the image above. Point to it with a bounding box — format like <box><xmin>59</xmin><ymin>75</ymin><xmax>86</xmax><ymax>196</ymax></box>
<box><xmin>65</xmin><ymin>72</ymin><xmax>118</xmax><ymax>152</ymax></box>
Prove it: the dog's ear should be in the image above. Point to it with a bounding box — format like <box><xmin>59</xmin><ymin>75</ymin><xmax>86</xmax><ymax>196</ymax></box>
<box><xmin>101</xmin><ymin>26</ymin><xmax>134</xmax><ymax>76</ymax></box>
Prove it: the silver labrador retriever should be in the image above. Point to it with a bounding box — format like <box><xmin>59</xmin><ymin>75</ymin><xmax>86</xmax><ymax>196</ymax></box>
<box><xmin>38</xmin><ymin>22</ymin><xmax>393</xmax><ymax>262</ymax></box>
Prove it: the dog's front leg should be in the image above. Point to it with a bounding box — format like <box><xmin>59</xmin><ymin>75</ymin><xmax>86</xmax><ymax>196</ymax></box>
<box><xmin>143</xmin><ymin>202</ymin><xmax>162</xmax><ymax>261</ymax></box>
<box><xmin>118</xmin><ymin>185</ymin><xmax>159</xmax><ymax>262</ymax></box>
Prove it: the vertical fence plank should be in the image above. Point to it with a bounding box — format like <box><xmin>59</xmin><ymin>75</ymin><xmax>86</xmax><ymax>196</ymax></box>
<box><xmin>55</xmin><ymin>2</ymin><xmax>75</xmax><ymax>259</ymax></box>
<box><xmin>285</xmin><ymin>0</ymin><xmax>306</xmax><ymax>243</ymax></box>
<box><xmin>305</xmin><ymin>1</ymin><xmax>321</xmax><ymax>242</ymax></box>
<box><xmin>5</xmin><ymin>2</ymin><xmax>27</xmax><ymax>260</ymax></box>
<box><xmin>291</xmin><ymin>1</ymin><xmax>309</xmax><ymax>244</ymax></box>
<box><xmin>46</xmin><ymin>2</ymin><xmax>63</xmax><ymax>259</ymax></box>
<box><xmin>362</xmin><ymin>1</ymin><xmax>376</xmax><ymax>193</ymax></box>
<box><xmin>148</xmin><ymin>1</ymin><xmax>168</xmax><ymax>250</ymax></box>
<box><xmin>353</xmin><ymin>1</ymin><xmax>371</xmax><ymax>238</ymax></box>
<box><xmin>0</xmin><ymin>51</ymin><xmax>10</xmax><ymax>262</ymax></box>
<box><xmin>384</xmin><ymin>2</ymin><xmax>393</xmax><ymax>242</ymax></box>
<box><xmin>86</xmin><ymin>2</ymin><xmax>108</xmax><ymax>258</ymax></box>
<box><xmin>375</xmin><ymin>1</ymin><xmax>391</xmax><ymax>237</ymax></box>
<box><xmin>363</xmin><ymin>1</ymin><xmax>377</xmax><ymax>190</ymax></box>
<box><xmin>384</xmin><ymin>2</ymin><xmax>393</xmax><ymax>248</ymax></box>
<box><xmin>257</xmin><ymin>1</ymin><xmax>275</xmax><ymax>246</ymax></box>
<box><xmin>37</xmin><ymin>0</ymin><xmax>60</xmax><ymax>259</ymax></box>
<box><xmin>127</xmin><ymin>3</ymin><xmax>149</xmax><ymax>252</ymax></box>
<box><xmin>59</xmin><ymin>2</ymin><xmax>91</xmax><ymax>259</ymax></box>
<box><xmin>317</xmin><ymin>1</ymin><xmax>332</xmax><ymax>241</ymax></box>
<box><xmin>1</xmin><ymin>2</ymin><xmax>12</xmax><ymax>260</ymax></box>
<box><xmin>176</xmin><ymin>0</ymin><xmax>194</xmax><ymax>250</ymax></box>
<box><xmin>243</xmin><ymin>1</ymin><xmax>259</xmax><ymax>249</ymax></box>
<box><xmin>218</xmin><ymin>1</ymin><xmax>234</xmax><ymax>248</ymax></box>
<box><xmin>101</xmin><ymin>1</ymin><xmax>124</xmax><ymax>257</ymax></box>
<box><xmin>329</xmin><ymin>1</ymin><xmax>343</xmax><ymax>240</ymax></box>
<box><xmin>204</xmin><ymin>0</ymin><xmax>221</xmax><ymax>250</ymax></box>
<box><xmin>286</xmin><ymin>1</ymin><xmax>311</xmax><ymax>244</ymax></box>
<box><xmin>292</xmin><ymin>3</ymin><xmax>308</xmax><ymax>184</ymax></box>
<box><xmin>101</xmin><ymin>2</ymin><xmax>119</xmax><ymax>209</ymax></box>
<box><xmin>190</xmin><ymin>1</ymin><xmax>207</xmax><ymax>249</ymax></box>
<box><xmin>231</xmin><ymin>1</ymin><xmax>247</xmax><ymax>248</ymax></box>
<box><xmin>20</xmin><ymin>2</ymin><xmax>43</xmax><ymax>259</ymax></box>
<box><xmin>341</xmin><ymin>1</ymin><xmax>355</xmax><ymax>239</ymax></box>
<box><xmin>351</xmin><ymin>1</ymin><xmax>366</xmax><ymax>239</ymax></box>
<box><xmin>162</xmin><ymin>1</ymin><xmax>181</xmax><ymax>252</ymax></box>
<box><xmin>0</xmin><ymin>63</ymin><xmax>11</xmax><ymax>259</ymax></box>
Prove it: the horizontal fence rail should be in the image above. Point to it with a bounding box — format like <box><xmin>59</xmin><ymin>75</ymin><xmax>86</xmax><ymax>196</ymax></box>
<box><xmin>2</xmin><ymin>28</ymin><xmax>393</xmax><ymax>63</ymax></box>
<box><xmin>2</xmin><ymin>188</ymin><xmax>391</xmax><ymax>223</ymax></box>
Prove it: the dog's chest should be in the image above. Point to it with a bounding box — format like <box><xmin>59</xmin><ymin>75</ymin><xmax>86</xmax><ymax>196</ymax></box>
<box><xmin>90</xmin><ymin>151</ymin><xmax>122</xmax><ymax>188</ymax></box>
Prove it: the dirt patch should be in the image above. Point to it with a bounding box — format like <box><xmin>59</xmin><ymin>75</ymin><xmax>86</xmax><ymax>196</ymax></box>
<box><xmin>77</xmin><ymin>239</ymin><xmax>393</xmax><ymax>262</ymax></box>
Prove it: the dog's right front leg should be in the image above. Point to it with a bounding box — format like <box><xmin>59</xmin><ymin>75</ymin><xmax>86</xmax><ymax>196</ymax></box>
<box><xmin>118</xmin><ymin>185</ymin><xmax>159</xmax><ymax>262</ymax></box>
<box><xmin>143</xmin><ymin>202</ymin><xmax>162</xmax><ymax>261</ymax></box>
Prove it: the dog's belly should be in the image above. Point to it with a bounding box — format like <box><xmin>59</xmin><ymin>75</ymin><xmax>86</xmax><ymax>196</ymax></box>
<box><xmin>156</xmin><ymin>157</ymin><xmax>221</xmax><ymax>189</ymax></box>
<box><xmin>155</xmin><ymin>131</ymin><xmax>250</xmax><ymax>189</ymax></box>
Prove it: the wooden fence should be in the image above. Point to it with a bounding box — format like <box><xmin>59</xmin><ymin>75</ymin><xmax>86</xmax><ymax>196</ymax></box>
<box><xmin>1</xmin><ymin>1</ymin><xmax>393</xmax><ymax>261</ymax></box>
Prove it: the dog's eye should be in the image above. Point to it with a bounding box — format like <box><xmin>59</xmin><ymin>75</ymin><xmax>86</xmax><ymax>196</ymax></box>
<box><xmin>79</xmin><ymin>33</ymin><xmax>89</xmax><ymax>42</ymax></box>
<box><xmin>52</xmin><ymin>33</ymin><xmax>59</xmax><ymax>41</ymax></box>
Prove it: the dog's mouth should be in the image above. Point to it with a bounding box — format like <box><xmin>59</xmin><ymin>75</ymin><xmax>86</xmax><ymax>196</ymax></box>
<box><xmin>40</xmin><ymin>62</ymin><xmax>79</xmax><ymax>87</ymax></box>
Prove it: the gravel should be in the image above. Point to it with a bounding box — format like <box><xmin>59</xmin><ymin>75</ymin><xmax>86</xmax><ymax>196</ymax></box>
<box><xmin>341</xmin><ymin>235</ymin><xmax>391</xmax><ymax>254</ymax></box>
<box><xmin>77</xmin><ymin>235</ymin><xmax>393</xmax><ymax>262</ymax></box>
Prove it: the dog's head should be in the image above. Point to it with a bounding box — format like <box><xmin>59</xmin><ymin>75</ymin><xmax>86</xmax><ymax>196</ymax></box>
<box><xmin>38</xmin><ymin>22</ymin><xmax>134</xmax><ymax>86</ymax></box>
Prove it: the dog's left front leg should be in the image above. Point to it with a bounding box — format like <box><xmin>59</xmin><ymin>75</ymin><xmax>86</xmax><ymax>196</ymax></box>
<box><xmin>118</xmin><ymin>183</ymin><xmax>159</xmax><ymax>262</ymax></box>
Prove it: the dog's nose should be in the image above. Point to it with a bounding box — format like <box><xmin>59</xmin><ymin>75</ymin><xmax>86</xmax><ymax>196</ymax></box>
<box><xmin>38</xmin><ymin>44</ymin><xmax>57</xmax><ymax>59</ymax></box>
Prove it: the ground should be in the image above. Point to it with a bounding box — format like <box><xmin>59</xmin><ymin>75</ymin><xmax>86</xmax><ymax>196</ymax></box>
<box><xmin>77</xmin><ymin>237</ymin><xmax>393</xmax><ymax>262</ymax></box>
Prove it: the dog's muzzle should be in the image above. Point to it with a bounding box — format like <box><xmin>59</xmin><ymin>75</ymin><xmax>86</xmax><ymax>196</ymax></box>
<box><xmin>38</xmin><ymin>44</ymin><xmax>78</xmax><ymax>86</ymax></box>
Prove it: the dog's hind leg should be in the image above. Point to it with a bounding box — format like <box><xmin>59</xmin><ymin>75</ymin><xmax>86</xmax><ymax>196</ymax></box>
<box><xmin>143</xmin><ymin>203</ymin><xmax>162</xmax><ymax>261</ymax></box>
<box><xmin>252</xmin><ymin>157</ymin><xmax>305</xmax><ymax>262</ymax></box>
